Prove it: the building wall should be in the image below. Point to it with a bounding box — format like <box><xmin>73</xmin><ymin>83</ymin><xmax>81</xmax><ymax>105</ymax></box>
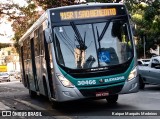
<box><xmin>0</xmin><ymin>47</ymin><xmax>20</xmax><ymax>72</ymax></box>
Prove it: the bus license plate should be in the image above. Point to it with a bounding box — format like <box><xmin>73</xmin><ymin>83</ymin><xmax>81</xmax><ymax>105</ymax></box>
<box><xmin>96</xmin><ymin>92</ymin><xmax>109</xmax><ymax>97</ymax></box>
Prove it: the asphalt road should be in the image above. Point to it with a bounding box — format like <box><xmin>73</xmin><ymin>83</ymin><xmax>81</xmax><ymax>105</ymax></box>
<box><xmin>0</xmin><ymin>78</ymin><xmax>160</xmax><ymax>119</ymax></box>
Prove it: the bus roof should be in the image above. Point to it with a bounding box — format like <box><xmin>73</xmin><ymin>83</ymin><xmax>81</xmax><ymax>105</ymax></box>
<box><xmin>47</xmin><ymin>3</ymin><xmax>124</xmax><ymax>11</ymax></box>
<box><xmin>19</xmin><ymin>11</ymin><xmax>47</xmax><ymax>44</ymax></box>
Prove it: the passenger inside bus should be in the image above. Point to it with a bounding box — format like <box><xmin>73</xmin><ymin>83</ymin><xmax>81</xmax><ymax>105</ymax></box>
<box><xmin>98</xmin><ymin>47</ymin><xmax>119</xmax><ymax>66</ymax></box>
<box><xmin>111</xmin><ymin>21</ymin><xmax>129</xmax><ymax>63</ymax></box>
<box><xmin>97</xmin><ymin>21</ymin><xmax>122</xmax><ymax>66</ymax></box>
<box><xmin>111</xmin><ymin>21</ymin><xmax>122</xmax><ymax>42</ymax></box>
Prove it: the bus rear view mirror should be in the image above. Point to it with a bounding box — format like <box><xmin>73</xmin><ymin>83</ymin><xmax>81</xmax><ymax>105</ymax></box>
<box><xmin>44</xmin><ymin>28</ymin><xmax>53</xmax><ymax>43</ymax></box>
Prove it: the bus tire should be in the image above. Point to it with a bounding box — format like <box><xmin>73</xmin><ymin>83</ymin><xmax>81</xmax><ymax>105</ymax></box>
<box><xmin>106</xmin><ymin>94</ymin><xmax>118</xmax><ymax>104</ymax></box>
<box><xmin>26</xmin><ymin>75</ymin><xmax>29</xmax><ymax>88</ymax></box>
<box><xmin>43</xmin><ymin>77</ymin><xmax>49</xmax><ymax>97</ymax></box>
<box><xmin>29</xmin><ymin>89</ymin><xmax>37</xmax><ymax>98</ymax></box>
<box><xmin>139</xmin><ymin>75</ymin><xmax>145</xmax><ymax>90</ymax></box>
<box><xmin>27</xmin><ymin>76</ymin><xmax>37</xmax><ymax>98</ymax></box>
<box><xmin>51</xmin><ymin>101</ymin><xmax>62</xmax><ymax>109</ymax></box>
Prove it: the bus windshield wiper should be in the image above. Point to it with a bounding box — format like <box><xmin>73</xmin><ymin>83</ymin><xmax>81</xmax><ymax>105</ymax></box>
<box><xmin>97</xmin><ymin>20</ymin><xmax>111</xmax><ymax>42</ymax></box>
<box><xmin>70</xmin><ymin>22</ymin><xmax>87</xmax><ymax>50</ymax></box>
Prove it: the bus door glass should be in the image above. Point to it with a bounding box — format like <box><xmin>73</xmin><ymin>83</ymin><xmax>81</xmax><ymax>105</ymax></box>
<box><xmin>31</xmin><ymin>35</ymin><xmax>39</xmax><ymax>91</ymax></box>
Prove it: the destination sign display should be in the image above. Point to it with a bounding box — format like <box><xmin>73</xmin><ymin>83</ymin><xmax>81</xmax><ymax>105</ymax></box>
<box><xmin>60</xmin><ymin>8</ymin><xmax>116</xmax><ymax>20</ymax></box>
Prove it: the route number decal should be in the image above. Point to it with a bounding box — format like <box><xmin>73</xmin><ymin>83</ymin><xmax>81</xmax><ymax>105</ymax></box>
<box><xmin>77</xmin><ymin>80</ymin><xmax>96</xmax><ymax>86</ymax></box>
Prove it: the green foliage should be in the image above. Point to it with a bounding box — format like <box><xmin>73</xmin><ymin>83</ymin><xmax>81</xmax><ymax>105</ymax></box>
<box><xmin>0</xmin><ymin>1</ymin><xmax>19</xmax><ymax>18</ymax></box>
<box><xmin>10</xmin><ymin>1</ymin><xmax>40</xmax><ymax>52</ymax></box>
<box><xmin>127</xmin><ymin>0</ymin><xmax>160</xmax><ymax>58</ymax></box>
<box><xmin>144</xmin><ymin>6</ymin><xmax>156</xmax><ymax>21</ymax></box>
<box><xmin>1</xmin><ymin>0</ymin><xmax>159</xmax><ymax>58</ymax></box>
<box><xmin>86</xmin><ymin>0</ymin><xmax>114</xmax><ymax>2</ymax></box>
<box><xmin>11</xmin><ymin>0</ymin><xmax>76</xmax><ymax>52</ymax></box>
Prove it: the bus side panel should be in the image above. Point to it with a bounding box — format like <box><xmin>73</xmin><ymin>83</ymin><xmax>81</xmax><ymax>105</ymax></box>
<box><xmin>33</xmin><ymin>26</ymin><xmax>50</xmax><ymax>96</ymax></box>
<box><xmin>21</xmin><ymin>38</ymin><xmax>35</xmax><ymax>91</ymax></box>
<box><xmin>28</xmin><ymin>60</ymin><xmax>35</xmax><ymax>91</ymax></box>
<box><xmin>34</xmin><ymin>56</ymin><xmax>43</xmax><ymax>93</ymax></box>
<box><xmin>38</xmin><ymin>28</ymin><xmax>48</xmax><ymax>96</ymax></box>
<box><xmin>34</xmin><ymin>27</ymin><xmax>45</xmax><ymax>96</ymax></box>
<box><xmin>38</xmin><ymin>55</ymin><xmax>46</xmax><ymax>96</ymax></box>
<box><xmin>23</xmin><ymin>60</ymin><xmax>28</xmax><ymax>84</ymax></box>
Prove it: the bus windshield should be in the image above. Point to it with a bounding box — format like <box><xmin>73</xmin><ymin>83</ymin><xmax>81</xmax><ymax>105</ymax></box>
<box><xmin>53</xmin><ymin>19</ymin><xmax>133</xmax><ymax>69</ymax></box>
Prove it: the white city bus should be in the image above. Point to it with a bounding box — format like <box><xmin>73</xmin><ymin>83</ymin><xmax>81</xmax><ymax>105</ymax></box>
<box><xmin>19</xmin><ymin>3</ymin><xmax>138</xmax><ymax>106</ymax></box>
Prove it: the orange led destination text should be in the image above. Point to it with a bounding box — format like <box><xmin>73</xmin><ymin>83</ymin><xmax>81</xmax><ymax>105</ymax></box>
<box><xmin>60</xmin><ymin>8</ymin><xmax>116</xmax><ymax>20</ymax></box>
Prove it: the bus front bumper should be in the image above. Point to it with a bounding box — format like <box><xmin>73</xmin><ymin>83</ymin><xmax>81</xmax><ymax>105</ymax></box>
<box><xmin>54</xmin><ymin>76</ymin><xmax>139</xmax><ymax>102</ymax></box>
<box><xmin>119</xmin><ymin>76</ymin><xmax>139</xmax><ymax>94</ymax></box>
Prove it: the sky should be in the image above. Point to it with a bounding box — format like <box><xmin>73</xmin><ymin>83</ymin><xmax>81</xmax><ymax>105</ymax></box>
<box><xmin>0</xmin><ymin>0</ymin><xmax>27</xmax><ymax>43</ymax></box>
<box><xmin>0</xmin><ymin>18</ymin><xmax>14</xmax><ymax>43</ymax></box>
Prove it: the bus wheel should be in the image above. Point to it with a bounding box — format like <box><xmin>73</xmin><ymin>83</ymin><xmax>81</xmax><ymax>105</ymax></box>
<box><xmin>51</xmin><ymin>101</ymin><xmax>62</xmax><ymax>109</ymax></box>
<box><xmin>139</xmin><ymin>75</ymin><xmax>145</xmax><ymax>90</ymax></box>
<box><xmin>106</xmin><ymin>94</ymin><xmax>118</xmax><ymax>104</ymax></box>
<box><xmin>29</xmin><ymin>89</ymin><xmax>37</xmax><ymax>98</ymax></box>
<box><xmin>43</xmin><ymin>78</ymin><xmax>48</xmax><ymax>97</ymax></box>
<box><xmin>27</xmin><ymin>77</ymin><xmax>37</xmax><ymax>98</ymax></box>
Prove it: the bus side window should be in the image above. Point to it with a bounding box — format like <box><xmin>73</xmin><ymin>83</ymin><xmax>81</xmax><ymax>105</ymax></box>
<box><xmin>112</xmin><ymin>21</ymin><xmax>122</xmax><ymax>42</ymax></box>
<box><xmin>23</xmin><ymin>42</ymin><xmax>26</xmax><ymax>60</ymax></box>
<box><xmin>27</xmin><ymin>37</ymin><xmax>31</xmax><ymax>59</ymax></box>
<box><xmin>34</xmin><ymin>29</ymin><xmax>40</xmax><ymax>56</ymax></box>
<box><xmin>23</xmin><ymin>39</ymin><xmax>28</xmax><ymax>60</ymax></box>
<box><xmin>39</xmin><ymin>26</ymin><xmax>44</xmax><ymax>55</ymax></box>
<box><xmin>23</xmin><ymin>41</ymin><xmax>26</xmax><ymax>60</ymax></box>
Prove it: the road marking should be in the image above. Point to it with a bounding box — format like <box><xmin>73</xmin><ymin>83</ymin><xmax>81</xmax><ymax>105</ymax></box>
<box><xmin>14</xmin><ymin>99</ymin><xmax>46</xmax><ymax>110</ymax></box>
<box><xmin>0</xmin><ymin>102</ymin><xmax>11</xmax><ymax>110</ymax></box>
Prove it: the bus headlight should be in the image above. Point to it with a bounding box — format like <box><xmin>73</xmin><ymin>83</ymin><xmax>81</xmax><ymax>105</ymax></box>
<box><xmin>56</xmin><ymin>74</ymin><xmax>74</xmax><ymax>88</ymax></box>
<box><xmin>128</xmin><ymin>67</ymin><xmax>137</xmax><ymax>81</ymax></box>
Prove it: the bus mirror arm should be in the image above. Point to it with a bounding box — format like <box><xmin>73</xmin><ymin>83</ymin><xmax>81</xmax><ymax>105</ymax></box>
<box><xmin>129</xmin><ymin>14</ymin><xmax>136</xmax><ymax>35</ymax></box>
<box><xmin>45</xmin><ymin>28</ymin><xmax>53</xmax><ymax>43</ymax></box>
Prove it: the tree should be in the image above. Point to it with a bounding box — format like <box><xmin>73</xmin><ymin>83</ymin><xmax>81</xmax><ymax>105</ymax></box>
<box><xmin>0</xmin><ymin>1</ymin><xmax>19</xmax><ymax>18</ymax></box>
<box><xmin>131</xmin><ymin>0</ymin><xmax>160</xmax><ymax>57</ymax></box>
<box><xmin>0</xmin><ymin>43</ymin><xmax>10</xmax><ymax>49</ymax></box>
<box><xmin>10</xmin><ymin>1</ymin><xmax>40</xmax><ymax>53</ymax></box>
<box><xmin>9</xmin><ymin>0</ymin><xmax>76</xmax><ymax>52</ymax></box>
<box><xmin>1</xmin><ymin>0</ymin><xmax>159</xmax><ymax>58</ymax></box>
<box><xmin>0</xmin><ymin>1</ymin><xmax>20</xmax><ymax>50</ymax></box>
<box><xmin>34</xmin><ymin>0</ymin><xmax>75</xmax><ymax>10</ymax></box>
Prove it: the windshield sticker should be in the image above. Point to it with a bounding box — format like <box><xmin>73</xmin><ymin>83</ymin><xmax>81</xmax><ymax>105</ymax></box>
<box><xmin>59</xmin><ymin>27</ymin><xmax>63</xmax><ymax>32</ymax></box>
<box><xmin>99</xmin><ymin>51</ymin><xmax>110</xmax><ymax>63</ymax></box>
